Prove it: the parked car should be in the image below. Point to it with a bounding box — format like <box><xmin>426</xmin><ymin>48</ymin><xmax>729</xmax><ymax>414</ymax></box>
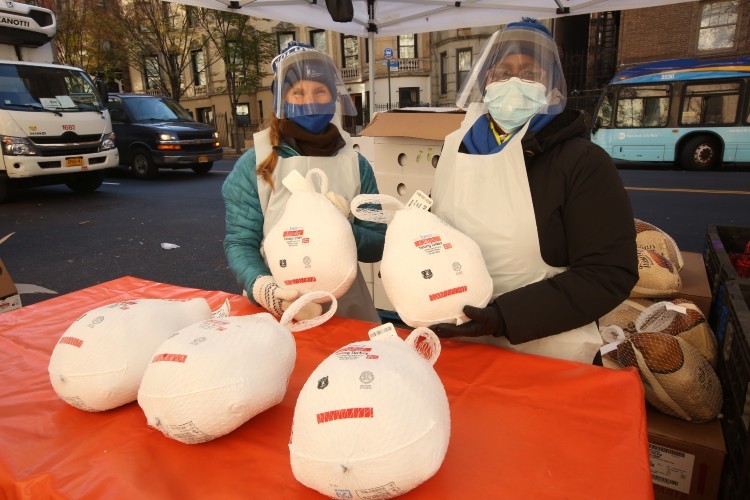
<box><xmin>106</xmin><ymin>93</ymin><xmax>222</xmax><ymax>179</ymax></box>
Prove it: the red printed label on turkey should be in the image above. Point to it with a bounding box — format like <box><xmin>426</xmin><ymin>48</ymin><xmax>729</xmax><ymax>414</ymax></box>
<box><xmin>152</xmin><ymin>353</ymin><xmax>188</xmax><ymax>363</ymax></box>
<box><xmin>335</xmin><ymin>345</ymin><xmax>373</xmax><ymax>360</ymax></box>
<box><xmin>316</xmin><ymin>407</ymin><xmax>374</xmax><ymax>423</ymax></box>
<box><xmin>429</xmin><ymin>285</ymin><xmax>468</xmax><ymax>301</ymax></box>
<box><xmin>414</xmin><ymin>234</ymin><xmax>444</xmax><ymax>255</ymax></box>
<box><xmin>58</xmin><ymin>336</ymin><xmax>84</xmax><ymax>348</ymax></box>
<box><xmin>284</xmin><ymin>276</ymin><xmax>317</xmax><ymax>285</ymax></box>
<box><xmin>283</xmin><ymin>227</ymin><xmax>305</xmax><ymax>247</ymax></box>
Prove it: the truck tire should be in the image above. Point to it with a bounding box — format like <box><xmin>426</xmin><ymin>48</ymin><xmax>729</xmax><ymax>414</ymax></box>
<box><xmin>191</xmin><ymin>162</ymin><xmax>213</xmax><ymax>175</ymax></box>
<box><xmin>65</xmin><ymin>171</ymin><xmax>105</xmax><ymax>193</ymax></box>
<box><xmin>131</xmin><ymin>148</ymin><xmax>158</xmax><ymax>179</ymax></box>
<box><xmin>680</xmin><ymin>135</ymin><xmax>721</xmax><ymax>171</ymax></box>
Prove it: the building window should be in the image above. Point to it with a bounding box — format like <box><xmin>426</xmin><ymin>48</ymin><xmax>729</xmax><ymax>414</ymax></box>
<box><xmin>196</xmin><ymin>107</ymin><xmax>214</xmax><ymax>125</ymax></box>
<box><xmin>311</xmin><ymin>30</ymin><xmax>327</xmax><ymax>52</ymax></box>
<box><xmin>342</xmin><ymin>34</ymin><xmax>359</xmax><ymax>70</ymax></box>
<box><xmin>398</xmin><ymin>34</ymin><xmax>416</xmax><ymax>59</ymax></box>
<box><xmin>681</xmin><ymin>81</ymin><xmax>740</xmax><ymax>125</ymax></box>
<box><xmin>185</xmin><ymin>6</ymin><xmax>197</xmax><ymax>27</ymax></box>
<box><xmin>698</xmin><ymin>1</ymin><xmax>739</xmax><ymax>51</ymax></box>
<box><xmin>277</xmin><ymin>31</ymin><xmax>295</xmax><ymax>53</ymax></box>
<box><xmin>615</xmin><ymin>85</ymin><xmax>671</xmax><ymax>128</ymax></box>
<box><xmin>143</xmin><ymin>55</ymin><xmax>160</xmax><ymax>90</ymax></box>
<box><xmin>399</xmin><ymin>87</ymin><xmax>419</xmax><ymax>108</ymax></box>
<box><xmin>456</xmin><ymin>48</ymin><xmax>472</xmax><ymax>92</ymax></box>
<box><xmin>236</xmin><ymin>103</ymin><xmax>250</xmax><ymax>126</ymax></box>
<box><xmin>191</xmin><ymin>50</ymin><xmax>206</xmax><ymax>86</ymax></box>
<box><xmin>440</xmin><ymin>52</ymin><xmax>448</xmax><ymax>95</ymax></box>
<box><xmin>258</xmin><ymin>100</ymin><xmax>264</xmax><ymax>122</ymax></box>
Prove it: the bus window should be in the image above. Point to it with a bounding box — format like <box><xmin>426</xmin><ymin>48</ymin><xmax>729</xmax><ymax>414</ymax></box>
<box><xmin>681</xmin><ymin>82</ymin><xmax>740</xmax><ymax>125</ymax></box>
<box><xmin>615</xmin><ymin>84</ymin><xmax>670</xmax><ymax>128</ymax></box>
<box><xmin>595</xmin><ymin>88</ymin><xmax>614</xmax><ymax>128</ymax></box>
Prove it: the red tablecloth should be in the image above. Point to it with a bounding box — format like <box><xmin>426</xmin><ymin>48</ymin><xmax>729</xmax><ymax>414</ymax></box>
<box><xmin>0</xmin><ymin>277</ymin><xmax>653</xmax><ymax>499</ymax></box>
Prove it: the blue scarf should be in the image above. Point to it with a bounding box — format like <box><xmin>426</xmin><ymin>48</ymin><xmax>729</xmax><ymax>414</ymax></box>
<box><xmin>462</xmin><ymin>113</ymin><xmax>555</xmax><ymax>155</ymax></box>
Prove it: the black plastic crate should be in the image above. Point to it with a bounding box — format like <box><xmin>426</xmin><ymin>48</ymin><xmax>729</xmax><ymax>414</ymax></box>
<box><xmin>720</xmin><ymin>413</ymin><xmax>750</xmax><ymax>500</ymax></box>
<box><xmin>704</xmin><ymin>225</ymin><xmax>750</xmax><ymax>339</ymax></box>
<box><xmin>716</xmin><ymin>280</ymin><xmax>750</xmax><ymax>426</ymax></box>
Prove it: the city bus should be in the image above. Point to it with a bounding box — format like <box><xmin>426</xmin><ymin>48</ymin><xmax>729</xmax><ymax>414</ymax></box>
<box><xmin>590</xmin><ymin>57</ymin><xmax>750</xmax><ymax>170</ymax></box>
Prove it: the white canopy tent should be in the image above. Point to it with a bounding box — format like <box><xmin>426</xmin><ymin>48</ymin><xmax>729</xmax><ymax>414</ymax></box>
<box><xmin>164</xmin><ymin>0</ymin><xmax>699</xmax><ymax>114</ymax></box>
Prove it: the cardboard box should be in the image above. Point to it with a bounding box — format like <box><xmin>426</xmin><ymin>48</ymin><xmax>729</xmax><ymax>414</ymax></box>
<box><xmin>360</xmin><ymin>109</ymin><xmax>466</xmax><ymax>204</ymax></box>
<box><xmin>647</xmin><ymin>407</ymin><xmax>725</xmax><ymax>500</ymax></box>
<box><xmin>0</xmin><ymin>258</ymin><xmax>21</xmax><ymax>313</ymax></box>
<box><xmin>678</xmin><ymin>251</ymin><xmax>712</xmax><ymax>318</ymax></box>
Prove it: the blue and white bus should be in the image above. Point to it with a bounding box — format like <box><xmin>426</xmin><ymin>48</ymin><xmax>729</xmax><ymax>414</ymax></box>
<box><xmin>590</xmin><ymin>57</ymin><xmax>750</xmax><ymax>170</ymax></box>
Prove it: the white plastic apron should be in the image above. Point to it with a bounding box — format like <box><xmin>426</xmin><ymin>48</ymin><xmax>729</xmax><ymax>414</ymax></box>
<box><xmin>254</xmin><ymin>126</ymin><xmax>380</xmax><ymax>324</ymax></box>
<box><xmin>431</xmin><ymin>103</ymin><xmax>601</xmax><ymax>363</ymax></box>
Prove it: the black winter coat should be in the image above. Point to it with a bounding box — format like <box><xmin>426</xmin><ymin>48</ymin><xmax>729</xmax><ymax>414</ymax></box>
<box><xmin>473</xmin><ymin>109</ymin><xmax>639</xmax><ymax>345</ymax></box>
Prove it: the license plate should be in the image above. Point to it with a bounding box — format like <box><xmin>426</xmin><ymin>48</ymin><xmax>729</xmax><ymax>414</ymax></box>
<box><xmin>66</xmin><ymin>157</ymin><xmax>84</xmax><ymax>167</ymax></box>
<box><xmin>198</xmin><ymin>155</ymin><xmax>209</xmax><ymax>163</ymax></box>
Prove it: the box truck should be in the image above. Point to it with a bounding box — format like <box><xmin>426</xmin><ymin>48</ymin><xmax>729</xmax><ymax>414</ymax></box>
<box><xmin>0</xmin><ymin>1</ymin><xmax>118</xmax><ymax>202</ymax></box>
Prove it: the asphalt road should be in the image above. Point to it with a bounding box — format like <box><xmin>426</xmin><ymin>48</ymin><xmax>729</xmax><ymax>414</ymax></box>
<box><xmin>2</xmin><ymin>159</ymin><xmax>750</xmax><ymax>308</ymax></box>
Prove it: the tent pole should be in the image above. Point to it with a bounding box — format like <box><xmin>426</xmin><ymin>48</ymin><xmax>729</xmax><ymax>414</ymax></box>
<box><xmin>368</xmin><ymin>32</ymin><xmax>375</xmax><ymax>121</ymax></box>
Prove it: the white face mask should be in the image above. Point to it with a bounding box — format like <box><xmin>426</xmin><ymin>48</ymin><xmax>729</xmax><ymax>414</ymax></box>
<box><xmin>483</xmin><ymin>78</ymin><xmax>548</xmax><ymax>132</ymax></box>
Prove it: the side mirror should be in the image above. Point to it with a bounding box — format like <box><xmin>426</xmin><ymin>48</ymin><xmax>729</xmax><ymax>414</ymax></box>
<box><xmin>109</xmin><ymin>108</ymin><xmax>127</xmax><ymax>122</ymax></box>
<box><xmin>96</xmin><ymin>80</ymin><xmax>109</xmax><ymax>105</ymax></box>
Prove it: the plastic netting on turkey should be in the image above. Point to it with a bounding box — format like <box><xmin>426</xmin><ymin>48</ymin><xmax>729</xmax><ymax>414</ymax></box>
<box><xmin>634</xmin><ymin>218</ymin><xmax>684</xmax><ymax>270</ymax></box>
<box><xmin>289</xmin><ymin>324</ymin><xmax>450</xmax><ymax>498</ymax></box>
<box><xmin>263</xmin><ymin>168</ymin><xmax>357</xmax><ymax>302</ymax></box>
<box><xmin>351</xmin><ymin>192</ymin><xmax>493</xmax><ymax>327</ymax></box>
<box><xmin>599</xmin><ymin>300</ymin><xmax>722</xmax><ymax>423</ymax></box>
<box><xmin>47</xmin><ymin>298</ymin><xmax>212</xmax><ymax>412</ymax></box>
<box><xmin>600</xmin><ymin>299</ymin><xmax>718</xmax><ymax>368</ymax></box>
<box><xmin>138</xmin><ymin>291</ymin><xmax>336</xmax><ymax>444</ymax></box>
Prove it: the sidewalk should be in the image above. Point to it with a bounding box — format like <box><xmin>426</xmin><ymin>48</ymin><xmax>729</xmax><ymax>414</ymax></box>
<box><xmin>221</xmin><ymin>147</ymin><xmax>250</xmax><ymax>160</ymax></box>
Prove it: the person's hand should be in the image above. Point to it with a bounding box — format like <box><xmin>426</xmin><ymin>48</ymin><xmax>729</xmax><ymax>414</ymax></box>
<box><xmin>325</xmin><ymin>191</ymin><xmax>350</xmax><ymax>218</ymax></box>
<box><xmin>252</xmin><ymin>275</ymin><xmax>322</xmax><ymax>320</ymax></box>
<box><xmin>431</xmin><ymin>303</ymin><xmax>504</xmax><ymax>338</ymax></box>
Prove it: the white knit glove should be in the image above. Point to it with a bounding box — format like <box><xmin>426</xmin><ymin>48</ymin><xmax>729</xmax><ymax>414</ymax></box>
<box><xmin>325</xmin><ymin>191</ymin><xmax>350</xmax><ymax>218</ymax></box>
<box><xmin>251</xmin><ymin>275</ymin><xmax>323</xmax><ymax>320</ymax></box>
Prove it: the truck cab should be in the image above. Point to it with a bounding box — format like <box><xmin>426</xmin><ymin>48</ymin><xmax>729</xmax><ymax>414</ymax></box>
<box><xmin>107</xmin><ymin>94</ymin><xmax>222</xmax><ymax>179</ymax></box>
<box><xmin>0</xmin><ymin>1</ymin><xmax>118</xmax><ymax>202</ymax></box>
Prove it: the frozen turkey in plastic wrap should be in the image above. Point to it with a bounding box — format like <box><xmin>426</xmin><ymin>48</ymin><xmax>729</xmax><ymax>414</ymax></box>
<box><xmin>263</xmin><ymin>168</ymin><xmax>357</xmax><ymax>302</ymax></box>
<box><xmin>137</xmin><ymin>291</ymin><xmax>336</xmax><ymax>444</ymax></box>
<box><xmin>289</xmin><ymin>324</ymin><xmax>450</xmax><ymax>499</ymax></box>
<box><xmin>351</xmin><ymin>192</ymin><xmax>493</xmax><ymax>327</ymax></box>
<box><xmin>48</xmin><ymin>298</ymin><xmax>212</xmax><ymax>412</ymax></box>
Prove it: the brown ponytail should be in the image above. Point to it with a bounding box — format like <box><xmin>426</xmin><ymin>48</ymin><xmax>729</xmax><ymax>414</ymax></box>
<box><xmin>256</xmin><ymin>115</ymin><xmax>282</xmax><ymax>191</ymax></box>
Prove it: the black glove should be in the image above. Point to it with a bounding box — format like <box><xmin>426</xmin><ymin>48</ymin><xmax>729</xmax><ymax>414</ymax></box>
<box><xmin>431</xmin><ymin>303</ymin><xmax>505</xmax><ymax>339</ymax></box>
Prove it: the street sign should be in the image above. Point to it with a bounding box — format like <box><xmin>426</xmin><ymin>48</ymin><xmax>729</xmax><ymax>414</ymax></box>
<box><xmin>384</xmin><ymin>47</ymin><xmax>393</xmax><ymax>60</ymax></box>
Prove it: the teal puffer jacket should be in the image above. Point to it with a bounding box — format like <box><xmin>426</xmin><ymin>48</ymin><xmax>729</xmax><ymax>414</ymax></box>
<box><xmin>222</xmin><ymin>142</ymin><xmax>386</xmax><ymax>303</ymax></box>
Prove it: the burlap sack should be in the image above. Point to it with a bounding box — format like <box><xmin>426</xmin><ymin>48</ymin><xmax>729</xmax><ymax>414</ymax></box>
<box><xmin>616</xmin><ymin>332</ymin><xmax>721</xmax><ymax>422</ymax></box>
<box><xmin>634</xmin><ymin>219</ymin><xmax>683</xmax><ymax>270</ymax></box>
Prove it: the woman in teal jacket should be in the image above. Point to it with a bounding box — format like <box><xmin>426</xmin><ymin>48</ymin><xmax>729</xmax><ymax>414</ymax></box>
<box><xmin>222</xmin><ymin>42</ymin><xmax>385</xmax><ymax>323</ymax></box>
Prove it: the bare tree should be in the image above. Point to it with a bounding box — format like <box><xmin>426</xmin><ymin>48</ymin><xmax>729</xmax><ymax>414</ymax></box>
<box><xmin>52</xmin><ymin>0</ymin><xmax>129</xmax><ymax>90</ymax></box>
<box><xmin>196</xmin><ymin>9</ymin><xmax>276</xmax><ymax>153</ymax></box>
<box><xmin>109</xmin><ymin>0</ymin><xmax>207</xmax><ymax>99</ymax></box>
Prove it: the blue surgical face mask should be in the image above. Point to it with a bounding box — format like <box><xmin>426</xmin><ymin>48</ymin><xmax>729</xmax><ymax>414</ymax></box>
<box><xmin>483</xmin><ymin>78</ymin><xmax>548</xmax><ymax>132</ymax></box>
<box><xmin>284</xmin><ymin>102</ymin><xmax>335</xmax><ymax>134</ymax></box>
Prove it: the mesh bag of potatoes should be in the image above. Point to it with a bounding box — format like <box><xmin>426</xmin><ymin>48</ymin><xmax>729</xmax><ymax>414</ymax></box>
<box><xmin>600</xmin><ymin>299</ymin><xmax>718</xmax><ymax>369</ymax></box>
<box><xmin>613</xmin><ymin>330</ymin><xmax>721</xmax><ymax>423</ymax></box>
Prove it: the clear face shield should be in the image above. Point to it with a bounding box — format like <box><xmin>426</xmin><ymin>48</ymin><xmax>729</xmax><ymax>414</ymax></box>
<box><xmin>272</xmin><ymin>48</ymin><xmax>357</xmax><ymax>121</ymax></box>
<box><xmin>455</xmin><ymin>26</ymin><xmax>567</xmax><ymax>116</ymax></box>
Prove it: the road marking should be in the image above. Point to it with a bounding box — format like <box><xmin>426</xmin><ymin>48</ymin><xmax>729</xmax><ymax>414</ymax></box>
<box><xmin>625</xmin><ymin>186</ymin><xmax>750</xmax><ymax>195</ymax></box>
